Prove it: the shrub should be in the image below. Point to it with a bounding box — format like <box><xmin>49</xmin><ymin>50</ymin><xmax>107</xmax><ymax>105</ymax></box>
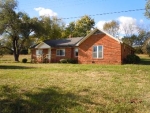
<box><xmin>125</xmin><ymin>54</ymin><xmax>140</xmax><ymax>64</ymax></box>
<box><xmin>67</xmin><ymin>59</ymin><xmax>78</xmax><ymax>64</ymax></box>
<box><xmin>59</xmin><ymin>59</ymin><xmax>78</xmax><ymax>64</ymax></box>
<box><xmin>43</xmin><ymin>58</ymin><xmax>49</xmax><ymax>63</ymax></box>
<box><xmin>22</xmin><ymin>58</ymin><xmax>27</xmax><ymax>63</ymax></box>
<box><xmin>60</xmin><ymin>59</ymin><xmax>68</xmax><ymax>63</ymax></box>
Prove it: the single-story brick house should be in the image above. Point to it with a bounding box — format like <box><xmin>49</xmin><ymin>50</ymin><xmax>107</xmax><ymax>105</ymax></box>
<box><xmin>30</xmin><ymin>28</ymin><xmax>134</xmax><ymax>64</ymax></box>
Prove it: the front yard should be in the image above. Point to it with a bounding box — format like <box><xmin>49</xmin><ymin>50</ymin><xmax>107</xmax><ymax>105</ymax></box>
<box><xmin>0</xmin><ymin>54</ymin><xmax>150</xmax><ymax>113</ymax></box>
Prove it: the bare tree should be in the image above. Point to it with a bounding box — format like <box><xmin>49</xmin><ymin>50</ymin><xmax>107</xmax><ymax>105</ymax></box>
<box><xmin>103</xmin><ymin>20</ymin><xmax>119</xmax><ymax>37</ymax></box>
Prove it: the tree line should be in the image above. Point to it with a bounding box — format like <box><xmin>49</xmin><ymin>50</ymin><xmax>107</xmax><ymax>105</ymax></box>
<box><xmin>0</xmin><ymin>0</ymin><xmax>150</xmax><ymax>61</ymax></box>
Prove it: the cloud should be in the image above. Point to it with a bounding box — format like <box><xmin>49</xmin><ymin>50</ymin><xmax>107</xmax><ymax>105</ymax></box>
<box><xmin>34</xmin><ymin>7</ymin><xmax>57</xmax><ymax>17</ymax></box>
<box><xmin>96</xmin><ymin>20</ymin><xmax>110</xmax><ymax>29</ymax></box>
<box><xmin>96</xmin><ymin>16</ymin><xmax>140</xmax><ymax>36</ymax></box>
<box><xmin>117</xmin><ymin>16</ymin><xmax>138</xmax><ymax>35</ymax></box>
<box><xmin>118</xmin><ymin>16</ymin><xmax>137</xmax><ymax>25</ymax></box>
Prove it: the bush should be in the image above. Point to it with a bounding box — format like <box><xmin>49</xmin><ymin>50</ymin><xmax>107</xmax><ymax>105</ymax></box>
<box><xmin>22</xmin><ymin>58</ymin><xmax>27</xmax><ymax>63</ymax></box>
<box><xmin>125</xmin><ymin>54</ymin><xmax>140</xmax><ymax>64</ymax></box>
<box><xmin>43</xmin><ymin>58</ymin><xmax>49</xmax><ymax>63</ymax></box>
<box><xmin>60</xmin><ymin>59</ymin><xmax>68</xmax><ymax>63</ymax></box>
<box><xmin>67</xmin><ymin>59</ymin><xmax>78</xmax><ymax>64</ymax></box>
<box><xmin>59</xmin><ymin>59</ymin><xmax>78</xmax><ymax>64</ymax></box>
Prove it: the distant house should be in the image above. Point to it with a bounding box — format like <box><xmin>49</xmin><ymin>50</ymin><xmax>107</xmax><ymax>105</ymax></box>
<box><xmin>30</xmin><ymin>28</ymin><xmax>134</xmax><ymax>64</ymax></box>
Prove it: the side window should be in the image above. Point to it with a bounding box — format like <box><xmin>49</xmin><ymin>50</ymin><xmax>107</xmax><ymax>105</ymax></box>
<box><xmin>74</xmin><ymin>48</ymin><xmax>78</xmax><ymax>57</ymax></box>
<box><xmin>93</xmin><ymin>45</ymin><xmax>103</xmax><ymax>58</ymax></box>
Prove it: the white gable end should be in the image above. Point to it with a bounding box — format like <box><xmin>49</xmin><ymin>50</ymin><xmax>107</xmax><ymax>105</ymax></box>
<box><xmin>35</xmin><ymin>42</ymin><xmax>50</xmax><ymax>49</ymax></box>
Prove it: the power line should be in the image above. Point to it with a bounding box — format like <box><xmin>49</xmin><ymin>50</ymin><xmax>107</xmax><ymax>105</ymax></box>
<box><xmin>58</xmin><ymin>8</ymin><xmax>145</xmax><ymax>20</ymax></box>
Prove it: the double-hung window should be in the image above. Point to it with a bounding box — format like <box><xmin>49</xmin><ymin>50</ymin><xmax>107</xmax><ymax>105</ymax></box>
<box><xmin>93</xmin><ymin>45</ymin><xmax>103</xmax><ymax>58</ymax></box>
<box><xmin>56</xmin><ymin>49</ymin><xmax>65</xmax><ymax>56</ymax></box>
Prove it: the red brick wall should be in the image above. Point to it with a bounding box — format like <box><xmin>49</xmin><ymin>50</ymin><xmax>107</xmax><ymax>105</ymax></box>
<box><xmin>31</xmin><ymin>47</ymin><xmax>77</xmax><ymax>63</ymax></box>
<box><xmin>78</xmin><ymin>34</ymin><xmax>122</xmax><ymax>64</ymax></box>
<box><xmin>51</xmin><ymin>47</ymin><xmax>77</xmax><ymax>63</ymax></box>
<box><xmin>121</xmin><ymin>44</ymin><xmax>134</xmax><ymax>62</ymax></box>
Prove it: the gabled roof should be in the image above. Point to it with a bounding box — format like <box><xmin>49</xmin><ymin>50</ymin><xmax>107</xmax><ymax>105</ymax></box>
<box><xmin>31</xmin><ymin>28</ymin><xmax>122</xmax><ymax>49</ymax></box>
<box><xmin>76</xmin><ymin>28</ymin><xmax>122</xmax><ymax>46</ymax></box>
<box><xmin>35</xmin><ymin>42</ymin><xmax>51</xmax><ymax>48</ymax></box>
<box><xmin>44</xmin><ymin>37</ymin><xmax>83</xmax><ymax>47</ymax></box>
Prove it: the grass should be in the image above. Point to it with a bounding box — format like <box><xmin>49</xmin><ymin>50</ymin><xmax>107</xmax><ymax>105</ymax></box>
<box><xmin>0</xmin><ymin>54</ymin><xmax>150</xmax><ymax>113</ymax></box>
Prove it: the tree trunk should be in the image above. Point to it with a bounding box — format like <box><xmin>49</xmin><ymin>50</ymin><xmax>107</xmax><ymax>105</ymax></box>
<box><xmin>13</xmin><ymin>38</ymin><xmax>20</xmax><ymax>62</ymax></box>
<box><xmin>14</xmin><ymin>52</ymin><xmax>19</xmax><ymax>61</ymax></box>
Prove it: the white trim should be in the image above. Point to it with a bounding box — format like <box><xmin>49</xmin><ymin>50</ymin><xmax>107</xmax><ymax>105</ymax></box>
<box><xmin>76</xmin><ymin>28</ymin><xmax>122</xmax><ymax>46</ymax></box>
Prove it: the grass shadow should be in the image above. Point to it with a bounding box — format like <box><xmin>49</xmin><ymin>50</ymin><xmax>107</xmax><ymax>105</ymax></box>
<box><xmin>0</xmin><ymin>85</ymin><xmax>97</xmax><ymax>113</ymax></box>
<box><xmin>139</xmin><ymin>58</ymin><xmax>150</xmax><ymax>65</ymax></box>
<box><xmin>0</xmin><ymin>65</ymin><xmax>35</xmax><ymax>69</ymax></box>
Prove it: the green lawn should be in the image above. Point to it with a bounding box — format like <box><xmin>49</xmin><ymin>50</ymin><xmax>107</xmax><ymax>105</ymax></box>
<box><xmin>0</xmin><ymin>55</ymin><xmax>150</xmax><ymax>113</ymax></box>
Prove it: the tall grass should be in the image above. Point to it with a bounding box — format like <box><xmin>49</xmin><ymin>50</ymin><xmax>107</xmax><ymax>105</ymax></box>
<box><xmin>0</xmin><ymin>54</ymin><xmax>150</xmax><ymax>113</ymax></box>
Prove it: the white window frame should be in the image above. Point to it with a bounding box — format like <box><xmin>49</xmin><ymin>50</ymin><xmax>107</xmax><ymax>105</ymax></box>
<box><xmin>74</xmin><ymin>48</ymin><xmax>78</xmax><ymax>57</ymax></box>
<box><xmin>93</xmin><ymin>45</ymin><xmax>103</xmax><ymax>59</ymax></box>
<box><xmin>56</xmin><ymin>49</ymin><xmax>65</xmax><ymax>56</ymax></box>
<box><xmin>36</xmin><ymin>49</ymin><xmax>43</xmax><ymax>55</ymax></box>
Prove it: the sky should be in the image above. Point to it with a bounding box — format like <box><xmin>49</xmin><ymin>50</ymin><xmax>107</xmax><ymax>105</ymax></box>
<box><xmin>17</xmin><ymin>0</ymin><xmax>149</xmax><ymax>33</ymax></box>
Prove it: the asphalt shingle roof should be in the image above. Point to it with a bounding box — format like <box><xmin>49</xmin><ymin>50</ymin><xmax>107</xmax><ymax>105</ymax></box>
<box><xmin>44</xmin><ymin>37</ymin><xmax>84</xmax><ymax>47</ymax></box>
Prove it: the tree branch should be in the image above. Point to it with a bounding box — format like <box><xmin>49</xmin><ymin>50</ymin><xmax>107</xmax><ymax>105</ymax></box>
<box><xmin>0</xmin><ymin>46</ymin><xmax>13</xmax><ymax>52</ymax></box>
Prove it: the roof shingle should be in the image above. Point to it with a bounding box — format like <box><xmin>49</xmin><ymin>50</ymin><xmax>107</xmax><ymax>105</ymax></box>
<box><xmin>44</xmin><ymin>37</ymin><xmax>84</xmax><ymax>47</ymax></box>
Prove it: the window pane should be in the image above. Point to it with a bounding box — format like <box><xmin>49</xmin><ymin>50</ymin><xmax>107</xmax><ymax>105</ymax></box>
<box><xmin>75</xmin><ymin>48</ymin><xmax>78</xmax><ymax>57</ymax></box>
<box><xmin>56</xmin><ymin>50</ymin><xmax>60</xmax><ymax>55</ymax></box>
<box><xmin>60</xmin><ymin>50</ymin><xmax>65</xmax><ymax>55</ymax></box>
<box><xmin>98</xmin><ymin>46</ymin><xmax>102</xmax><ymax>52</ymax></box>
<box><xmin>93</xmin><ymin>46</ymin><xmax>97</xmax><ymax>52</ymax></box>
<box><xmin>98</xmin><ymin>46</ymin><xmax>103</xmax><ymax>58</ymax></box>
<box><xmin>60</xmin><ymin>50</ymin><xmax>63</xmax><ymax>55</ymax></box>
<box><xmin>98</xmin><ymin>52</ymin><xmax>102</xmax><ymax>58</ymax></box>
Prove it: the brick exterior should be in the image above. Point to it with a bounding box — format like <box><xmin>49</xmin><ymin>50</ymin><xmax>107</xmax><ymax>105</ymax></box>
<box><xmin>78</xmin><ymin>33</ymin><xmax>132</xmax><ymax>64</ymax></box>
<box><xmin>31</xmin><ymin>30</ymin><xmax>133</xmax><ymax>64</ymax></box>
<box><xmin>51</xmin><ymin>47</ymin><xmax>77</xmax><ymax>63</ymax></box>
<box><xmin>121</xmin><ymin>43</ymin><xmax>134</xmax><ymax>62</ymax></box>
<box><xmin>31</xmin><ymin>49</ymin><xmax>50</xmax><ymax>63</ymax></box>
<box><xmin>31</xmin><ymin>47</ymin><xmax>77</xmax><ymax>63</ymax></box>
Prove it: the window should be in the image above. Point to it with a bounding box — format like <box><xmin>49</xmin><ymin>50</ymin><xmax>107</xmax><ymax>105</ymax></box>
<box><xmin>74</xmin><ymin>48</ymin><xmax>78</xmax><ymax>57</ymax></box>
<box><xmin>36</xmin><ymin>49</ymin><xmax>43</xmax><ymax>55</ymax></box>
<box><xmin>93</xmin><ymin>45</ymin><xmax>103</xmax><ymax>58</ymax></box>
<box><xmin>56</xmin><ymin>49</ymin><xmax>65</xmax><ymax>56</ymax></box>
